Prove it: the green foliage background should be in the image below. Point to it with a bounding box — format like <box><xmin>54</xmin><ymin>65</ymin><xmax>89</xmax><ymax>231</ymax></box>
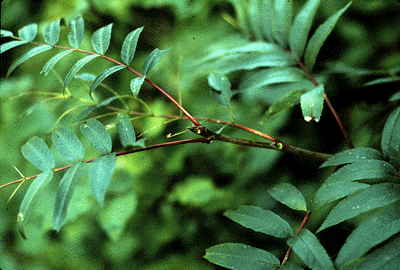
<box><xmin>1</xmin><ymin>0</ymin><xmax>399</xmax><ymax>269</ymax></box>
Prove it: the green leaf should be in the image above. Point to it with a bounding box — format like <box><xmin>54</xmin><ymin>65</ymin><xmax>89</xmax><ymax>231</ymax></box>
<box><xmin>280</xmin><ymin>262</ymin><xmax>305</xmax><ymax>270</ymax></box>
<box><xmin>211</xmin><ymin>51</ymin><xmax>296</xmax><ymax>73</ymax></box>
<box><xmin>262</xmin><ymin>89</ymin><xmax>306</xmax><ymax>122</ymax></box>
<box><xmin>313</xmin><ymin>159</ymin><xmax>397</xmax><ymax>210</ymax></box>
<box><xmin>356</xmin><ymin>237</ymin><xmax>400</xmax><ymax>270</ymax></box>
<box><xmin>300</xmin><ymin>84</ymin><xmax>324</xmax><ymax>122</ymax></box>
<box><xmin>21</xmin><ymin>136</ymin><xmax>55</xmax><ymax>172</ymax></box>
<box><xmin>89</xmin><ymin>65</ymin><xmax>125</xmax><ymax>97</ymax></box>
<box><xmin>224</xmin><ymin>206</ymin><xmax>293</xmax><ymax>238</ymax></box>
<box><xmin>74</xmin><ymin>72</ymin><xmax>96</xmax><ymax>82</ymax></box>
<box><xmin>91</xmin><ymin>23</ymin><xmax>113</xmax><ymax>55</ymax></box>
<box><xmin>364</xmin><ymin>77</ymin><xmax>400</xmax><ymax>86</ymax></box>
<box><xmin>7</xmin><ymin>45</ymin><xmax>52</xmax><ymax>76</ymax></box>
<box><xmin>17</xmin><ymin>171</ymin><xmax>53</xmax><ymax>239</ymax></box>
<box><xmin>100</xmin><ymin>192</ymin><xmax>138</xmax><ymax>241</ymax></box>
<box><xmin>1</xmin><ymin>29</ymin><xmax>14</xmax><ymax>37</ymax></box>
<box><xmin>317</xmin><ymin>183</ymin><xmax>400</xmax><ymax>233</ymax></box>
<box><xmin>381</xmin><ymin>107</ymin><xmax>400</xmax><ymax>169</ymax></box>
<box><xmin>335</xmin><ymin>206</ymin><xmax>400</xmax><ymax>268</ymax></box>
<box><xmin>304</xmin><ymin>2</ymin><xmax>352</xmax><ymax>71</ymax></box>
<box><xmin>268</xmin><ymin>183</ymin><xmax>307</xmax><ymax>211</ymax></box>
<box><xmin>208</xmin><ymin>73</ymin><xmax>231</xmax><ymax>107</ymax></box>
<box><xmin>204</xmin><ymin>243</ymin><xmax>280</xmax><ymax>270</ymax></box>
<box><xmin>287</xmin><ymin>229</ymin><xmax>334</xmax><ymax>270</ymax></box>
<box><xmin>63</xmin><ymin>54</ymin><xmax>100</xmax><ymax>94</ymax></box>
<box><xmin>272</xmin><ymin>0</ymin><xmax>293</xmax><ymax>48</ymax></box>
<box><xmin>18</xmin><ymin>23</ymin><xmax>37</xmax><ymax>41</ymax></box>
<box><xmin>89</xmin><ymin>153</ymin><xmax>116</xmax><ymax>206</ymax></box>
<box><xmin>117</xmin><ymin>113</ymin><xmax>136</xmax><ymax>147</ymax></box>
<box><xmin>320</xmin><ymin>147</ymin><xmax>384</xmax><ymax>168</ymax></box>
<box><xmin>53</xmin><ymin>162</ymin><xmax>84</xmax><ymax>231</ymax></box>
<box><xmin>248</xmin><ymin>0</ymin><xmax>263</xmax><ymax>40</ymax></box>
<box><xmin>289</xmin><ymin>0</ymin><xmax>322</xmax><ymax>59</ymax></box>
<box><xmin>43</xmin><ymin>19</ymin><xmax>60</xmax><ymax>46</ymax></box>
<box><xmin>142</xmin><ymin>47</ymin><xmax>171</xmax><ymax>75</ymax></box>
<box><xmin>121</xmin><ymin>27</ymin><xmax>144</xmax><ymax>65</ymax></box>
<box><xmin>80</xmin><ymin>118</ymin><xmax>112</xmax><ymax>155</ymax></box>
<box><xmin>240</xmin><ymin>67</ymin><xmax>306</xmax><ymax>90</ymax></box>
<box><xmin>0</xmin><ymin>40</ymin><xmax>29</xmax><ymax>54</ymax></box>
<box><xmin>260</xmin><ymin>0</ymin><xmax>274</xmax><ymax>42</ymax></box>
<box><xmin>40</xmin><ymin>49</ymin><xmax>73</xmax><ymax>76</ymax></box>
<box><xmin>130</xmin><ymin>76</ymin><xmax>146</xmax><ymax>97</ymax></box>
<box><xmin>68</xmin><ymin>14</ymin><xmax>84</xmax><ymax>49</ymax></box>
<box><xmin>52</xmin><ymin>126</ymin><xmax>85</xmax><ymax>163</ymax></box>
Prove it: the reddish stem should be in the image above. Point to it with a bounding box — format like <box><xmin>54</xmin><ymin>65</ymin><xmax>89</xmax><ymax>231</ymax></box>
<box><xmin>280</xmin><ymin>211</ymin><xmax>311</xmax><ymax>267</ymax></box>
<box><xmin>0</xmin><ymin>138</ymin><xmax>208</xmax><ymax>190</ymax></box>
<box><xmin>286</xmin><ymin>50</ymin><xmax>354</xmax><ymax>149</ymax></box>
<box><xmin>33</xmin><ymin>42</ymin><xmax>201</xmax><ymax>126</ymax></box>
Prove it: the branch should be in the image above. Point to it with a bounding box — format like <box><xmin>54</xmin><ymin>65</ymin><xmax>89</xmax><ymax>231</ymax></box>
<box><xmin>188</xmin><ymin>126</ymin><xmax>331</xmax><ymax>162</ymax></box>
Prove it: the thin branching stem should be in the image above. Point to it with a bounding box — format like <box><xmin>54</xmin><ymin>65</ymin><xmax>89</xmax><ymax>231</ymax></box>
<box><xmin>29</xmin><ymin>40</ymin><xmax>201</xmax><ymax>126</ymax></box>
<box><xmin>286</xmin><ymin>49</ymin><xmax>354</xmax><ymax>149</ymax></box>
<box><xmin>0</xmin><ymin>138</ymin><xmax>208</xmax><ymax>190</ymax></box>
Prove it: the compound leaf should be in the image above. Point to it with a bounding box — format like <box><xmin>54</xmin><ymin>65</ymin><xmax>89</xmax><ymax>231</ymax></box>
<box><xmin>117</xmin><ymin>113</ymin><xmax>136</xmax><ymax>147</ymax></box>
<box><xmin>7</xmin><ymin>45</ymin><xmax>52</xmax><ymax>77</ymax></box>
<box><xmin>80</xmin><ymin>118</ymin><xmax>112</xmax><ymax>155</ymax></box>
<box><xmin>355</xmin><ymin>237</ymin><xmax>400</xmax><ymax>270</ymax></box>
<box><xmin>89</xmin><ymin>65</ymin><xmax>125</xmax><ymax>97</ymax></box>
<box><xmin>224</xmin><ymin>205</ymin><xmax>293</xmax><ymax>238</ymax></box>
<box><xmin>18</xmin><ymin>23</ymin><xmax>37</xmax><ymax>42</ymax></box>
<box><xmin>289</xmin><ymin>0</ymin><xmax>321</xmax><ymax>59</ymax></box>
<box><xmin>287</xmin><ymin>229</ymin><xmax>334</xmax><ymax>270</ymax></box>
<box><xmin>68</xmin><ymin>14</ymin><xmax>84</xmax><ymax>49</ymax></box>
<box><xmin>121</xmin><ymin>27</ymin><xmax>144</xmax><ymax>65</ymax></box>
<box><xmin>40</xmin><ymin>49</ymin><xmax>73</xmax><ymax>76</ymax></box>
<box><xmin>304</xmin><ymin>2</ymin><xmax>352</xmax><ymax>72</ymax></box>
<box><xmin>272</xmin><ymin>0</ymin><xmax>293</xmax><ymax>48</ymax></box>
<box><xmin>89</xmin><ymin>152</ymin><xmax>116</xmax><ymax>206</ymax></box>
<box><xmin>53</xmin><ymin>162</ymin><xmax>84</xmax><ymax>231</ymax></box>
<box><xmin>52</xmin><ymin>126</ymin><xmax>85</xmax><ymax>163</ymax></box>
<box><xmin>381</xmin><ymin>107</ymin><xmax>400</xmax><ymax>169</ymax></box>
<box><xmin>313</xmin><ymin>160</ymin><xmax>397</xmax><ymax>210</ymax></box>
<box><xmin>204</xmin><ymin>243</ymin><xmax>280</xmax><ymax>270</ymax></box>
<box><xmin>63</xmin><ymin>54</ymin><xmax>100</xmax><ymax>94</ymax></box>
<box><xmin>130</xmin><ymin>76</ymin><xmax>146</xmax><ymax>97</ymax></box>
<box><xmin>17</xmin><ymin>171</ymin><xmax>53</xmax><ymax>239</ymax></box>
<box><xmin>21</xmin><ymin>136</ymin><xmax>55</xmax><ymax>172</ymax></box>
<box><xmin>320</xmin><ymin>147</ymin><xmax>384</xmax><ymax>168</ymax></box>
<box><xmin>142</xmin><ymin>47</ymin><xmax>170</xmax><ymax>75</ymax></box>
<box><xmin>43</xmin><ymin>19</ymin><xmax>60</xmax><ymax>46</ymax></box>
<box><xmin>0</xmin><ymin>40</ymin><xmax>29</xmax><ymax>54</ymax></box>
<box><xmin>335</xmin><ymin>206</ymin><xmax>400</xmax><ymax>268</ymax></box>
<box><xmin>300</xmin><ymin>84</ymin><xmax>324</xmax><ymax>122</ymax></box>
<box><xmin>240</xmin><ymin>67</ymin><xmax>306</xmax><ymax>90</ymax></box>
<box><xmin>269</xmin><ymin>183</ymin><xmax>307</xmax><ymax>211</ymax></box>
<box><xmin>317</xmin><ymin>183</ymin><xmax>400</xmax><ymax>233</ymax></box>
<box><xmin>91</xmin><ymin>23</ymin><xmax>113</xmax><ymax>55</ymax></box>
<box><xmin>208</xmin><ymin>73</ymin><xmax>231</xmax><ymax>107</ymax></box>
